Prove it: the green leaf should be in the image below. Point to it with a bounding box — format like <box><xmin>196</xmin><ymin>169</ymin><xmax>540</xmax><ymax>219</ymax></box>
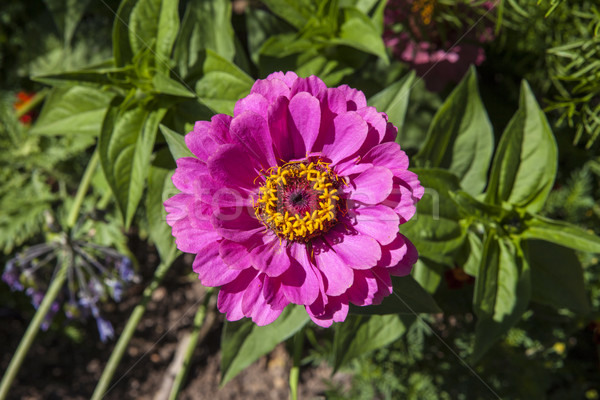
<box><xmin>367</xmin><ymin>71</ymin><xmax>415</xmax><ymax>140</ymax></box>
<box><xmin>411</xmin><ymin>259</ymin><xmax>444</xmax><ymax>294</ymax></box>
<box><xmin>43</xmin><ymin>0</ymin><xmax>91</xmax><ymax>44</ymax></box>
<box><xmin>526</xmin><ymin>240</ymin><xmax>590</xmax><ymax>314</ymax></box>
<box><xmin>332</xmin><ymin>315</ymin><xmax>405</xmax><ymax>372</ymax></box>
<box><xmin>159</xmin><ymin>124</ymin><xmax>194</xmax><ymax>160</ymax></box>
<box><xmin>400</xmin><ymin>168</ymin><xmax>466</xmax><ymax>265</ymax></box>
<box><xmin>32</xmin><ymin>62</ymin><xmax>131</xmax><ymax>88</ymax></box>
<box><xmin>113</xmin><ymin>0</ymin><xmax>136</xmax><ymax>67</ymax></box>
<box><xmin>174</xmin><ymin>0</ymin><xmax>235</xmax><ymax>78</ymax></box>
<box><xmin>259</xmin><ymin>0</ymin><xmax>314</xmax><ymax>29</ymax></box>
<box><xmin>220</xmin><ymin>305</ymin><xmax>309</xmax><ymax>386</ymax></box>
<box><xmin>152</xmin><ymin>73</ymin><xmax>195</xmax><ymax>98</ymax></box>
<box><xmin>246</xmin><ymin>7</ymin><xmax>294</xmax><ymax>65</ymax></box>
<box><xmin>30</xmin><ymin>86</ymin><xmax>113</xmax><ymax>136</ymax></box>
<box><xmin>472</xmin><ymin>235</ymin><xmax>531</xmax><ymax>362</ymax></box>
<box><xmin>521</xmin><ymin>214</ymin><xmax>600</xmax><ymax>253</ymax></box>
<box><xmin>146</xmin><ymin>159</ymin><xmax>178</xmax><ymax>263</ymax></box>
<box><xmin>99</xmin><ymin>104</ymin><xmax>166</xmax><ymax>228</ymax></box>
<box><xmin>195</xmin><ymin>49</ymin><xmax>254</xmax><ymax>115</ymax></box>
<box><xmin>333</xmin><ymin>7</ymin><xmax>388</xmax><ymax>62</ymax></box>
<box><xmin>129</xmin><ymin>0</ymin><xmax>180</xmax><ymax>73</ymax></box>
<box><xmin>416</xmin><ymin>67</ymin><xmax>494</xmax><ymax>196</ymax></box>
<box><xmin>462</xmin><ymin>232</ymin><xmax>483</xmax><ymax>277</ymax></box>
<box><xmin>485</xmin><ymin>81</ymin><xmax>557</xmax><ymax>212</ymax></box>
<box><xmin>350</xmin><ymin>275</ymin><xmax>441</xmax><ymax>315</ymax></box>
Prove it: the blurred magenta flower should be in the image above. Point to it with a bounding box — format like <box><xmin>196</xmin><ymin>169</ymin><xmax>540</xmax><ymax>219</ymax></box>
<box><xmin>165</xmin><ymin>72</ymin><xmax>423</xmax><ymax>327</ymax></box>
<box><xmin>384</xmin><ymin>0</ymin><xmax>495</xmax><ymax>91</ymax></box>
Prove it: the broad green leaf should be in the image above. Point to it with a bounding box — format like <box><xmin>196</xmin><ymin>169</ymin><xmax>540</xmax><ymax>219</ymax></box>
<box><xmin>332</xmin><ymin>7</ymin><xmax>388</xmax><ymax>61</ymax></box>
<box><xmin>462</xmin><ymin>232</ymin><xmax>483</xmax><ymax>277</ymax></box>
<box><xmin>129</xmin><ymin>0</ymin><xmax>180</xmax><ymax>73</ymax></box>
<box><xmin>520</xmin><ymin>214</ymin><xmax>600</xmax><ymax>253</ymax></box>
<box><xmin>159</xmin><ymin>124</ymin><xmax>194</xmax><ymax>160</ymax></box>
<box><xmin>43</xmin><ymin>0</ymin><xmax>91</xmax><ymax>44</ymax></box>
<box><xmin>260</xmin><ymin>0</ymin><xmax>314</xmax><ymax>29</ymax></box>
<box><xmin>368</xmin><ymin>71</ymin><xmax>415</xmax><ymax>139</ymax></box>
<box><xmin>526</xmin><ymin>240</ymin><xmax>590</xmax><ymax>314</ymax></box>
<box><xmin>220</xmin><ymin>305</ymin><xmax>309</xmax><ymax>386</ymax></box>
<box><xmin>332</xmin><ymin>315</ymin><xmax>405</xmax><ymax>372</ymax></box>
<box><xmin>416</xmin><ymin>67</ymin><xmax>494</xmax><ymax>196</ymax></box>
<box><xmin>152</xmin><ymin>73</ymin><xmax>195</xmax><ymax>98</ymax></box>
<box><xmin>113</xmin><ymin>0</ymin><xmax>136</xmax><ymax>67</ymax></box>
<box><xmin>99</xmin><ymin>104</ymin><xmax>166</xmax><ymax>228</ymax></box>
<box><xmin>31</xmin><ymin>86</ymin><xmax>113</xmax><ymax>136</ymax></box>
<box><xmin>400</xmin><ymin>168</ymin><xmax>465</xmax><ymax>265</ymax></box>
<box><xmin>411</xmin><ymin>259</ymin><xmax>444</xmax><ymax>294</ymax></box>
<box><xmin>32</xmin><ymin>63</ymin><xmax>131</xmax><ymax>88</ymax></box>
<box><xmin>246</xmin><ymin>7</ymin><xmax>294</xmax><ymax>65</ymax></box>
<box><xmin>174</xmin><ymin>0</ymin><xmax>235</xmax><ymax>78</ymax></box>
<box><xmin>485</xmin><ymin>81</ymin><xmax>557</xmax><ymax>212</ymax></box>
<box><xmin>472</xmin><ymin>235</ymin><xmax>531</xmax><ymax>362</ymax></box>
<box><xmin>195</xmin><ymin>49</ymin><xmax>254</xmax><ymax>115</ymax></box>
<box><xmin>350</xmin><ymin>275</ymin><xmax>441</xmax><ymax>315</ymax></box>
<box><xmin>146</xmin><ymin>159</ymin><xmax>178</xmax><ymax>263</ymax></box>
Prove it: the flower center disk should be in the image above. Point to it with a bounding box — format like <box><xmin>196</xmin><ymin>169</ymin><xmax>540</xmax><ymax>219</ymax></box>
<box><xmin>255</xmin><ymin>160</ymin><xmax>343</xmax><ymax>243</ymax></box>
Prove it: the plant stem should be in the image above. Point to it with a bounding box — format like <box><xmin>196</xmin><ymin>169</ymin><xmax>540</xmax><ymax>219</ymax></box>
<box><xmin>0</xmin><ymin>253</ymin><xmax>69</xmax><ymax>400</ymax></box>
<box><xmin>67</xmin><ymin>150</ymin><xmax>99</xmax><ymax>229</ymax></box>
<box><xmin>90</xmin><ymin>246</ymin><xmax>178</xmax><ymax>400</ymax></box>
<box><xmin>167</xmin><ymin>288</ymin><xmax>215</xmax><ymax>400</ymax></box>
<box><xmin>289</xmin><ymin>328</ymin><xmax>305</xmax><ymax>400</ymax></box>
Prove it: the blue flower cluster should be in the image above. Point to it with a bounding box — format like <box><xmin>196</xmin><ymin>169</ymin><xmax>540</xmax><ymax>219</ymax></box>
<box><xmin>2</xmin><ymin>238</ymin><xmax>136</xmax><ymax>342</ymax></box>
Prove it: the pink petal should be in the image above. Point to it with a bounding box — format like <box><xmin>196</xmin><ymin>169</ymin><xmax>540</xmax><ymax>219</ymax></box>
<box><xmin>350</xmin><ymin>205</ymin><xmax>399</xmax><ymax>245</ymax></box>
<box><xmin>219</xmin><ymin>239</ymin><xmax>253</xmax><ymax>270</ymax></box>
<box><xmin>362</xmin><ymin>142</ymin><xmax>409</xmax><ymax>173</ymax></box>
<box><xmin>250</xmin><ymin>237</ymin><xmax>291</xmax><ymax>277</ymax></box>
<box><xmin>171</xmin><ymin>157</ymin><xmax>207</xmax><ymax>193</ymax></box>
<box><xmin>217</xmin><ymin>269</ymin><xmax>258</xmax><ymax>321</ymax></box>
<box><xmin>250</xmin><ymin>78</ymin><xmax>291</xmax><ymax>103</ymax></box>
<box><xmin>192</xmin><ymin>244</ymin><xmax>241</xmax><ymax>286</ymax></box>
<box><xmin>265</xmin><ymin>71</ymin><xmax>298</xmax><ymax>87</ymax></box>
<box><xmin>185</xmin><ymin>115</ymin><xmax>233</xmax><ymax>161</ymax></box>
<box><xmin>269</xmin><ymin>96</ymin><xmax>304</xmax><ymax>161</ymax></box>
<box><xmin>234</xmin><ymin>93</ymin><xmax>270</xmax><ymax>120</ymax></box>
<box><xmin>208</xmin><ymin>144</ymin><xmax>259</xmax><ymax>190</ymax></box>
<box><xmin>313</xmin><ymin>240</ymin><xmax>355</xmax><ymax>296</ymax></box>
<box><xmin>321</xmin><ymin>112</ymin><xmax>368</xmax><ymax>165</ymax></box>
<box><xmin>325</xmin><ymin>228</ymin><xmax>382</xmax><ymax>270</ymax></box>
<box><xmin>288</xmin><ymin>92</ymin><xmax>321</xmax><ymax>154</ymax></box>
<box><xmin>306</xmin><ymin>294</ymin><xmax>349</xmax><ymax>327</ymax></box>
<box><xmin>242</xmin><ymin>274</ymin><xmax>286</xmax><ymax>325</ymax></box>
<box><xmin>229</xmin><ymin>111</ymin><xmax>277</xmax><ymax>169</ymax></box>
<box><xmin>346</xmin><ymin>268</ymin><xmax>392</xmax><ymax>306</ymax></box>
<box><xmin>290</xmin><ymin>75</ymin><xmax>327</xmax><ymax>98</ymax></box>
<box><xmin>337</xmin><ymin>84</ymin><xmax>367</xmax><ymax>110</ymax></box>
<box><xmin>350</xmin><ymin>166</ymin><xmax>394</xmax><ymax>205</ymax></box>
<box><xmin>212</xmin><ymin>207</ymin><xmax>264</xmax><ymax>242</ymax></box>
<box><xmin>385</xmin><ymin>234</ymin><xmax>418</xmax><ymax>276</ymax></box>
<box><xmin>278</xmin><ymin>244</ymin><xmax>320</xmax><ymax>305</ymax></box>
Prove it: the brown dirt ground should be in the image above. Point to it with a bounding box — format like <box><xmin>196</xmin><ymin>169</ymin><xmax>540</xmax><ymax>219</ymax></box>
<box><xmin>1</xmin><ymin>247</ymin><xmax>350</xmax><ymax>400</ymax></box>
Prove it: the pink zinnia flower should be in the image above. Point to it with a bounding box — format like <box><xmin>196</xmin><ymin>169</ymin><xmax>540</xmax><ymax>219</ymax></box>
<box><xmin>164</xmin><ymin>72</ymin><xmax>423</xmax><ymax>327</ymax></box>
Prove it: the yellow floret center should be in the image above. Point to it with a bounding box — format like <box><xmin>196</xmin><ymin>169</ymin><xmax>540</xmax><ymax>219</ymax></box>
<box><xmin>254</xmin><ymin>160</ymin><xmax>344</xmax><ymax>243</ymax></box>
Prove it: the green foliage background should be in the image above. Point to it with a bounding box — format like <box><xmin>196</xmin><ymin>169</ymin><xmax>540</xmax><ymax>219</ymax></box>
<box><xmin>1</xmin><ymin>0</ymin><xmax>600</xmax><ymax>399</ymax></box>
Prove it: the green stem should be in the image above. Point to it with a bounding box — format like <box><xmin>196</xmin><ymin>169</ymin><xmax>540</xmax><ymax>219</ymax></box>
<box><xmin>289</xmin><ymin>328</ymin><xmax>304</xmax><ymax>400</ymax></box>
<box><xmin>67</xmin><ymin>150</ymin><xmax>99</xmax><ymax>229</ymax></box>
<box><xmin>91</xmin><ymin>247</ymin><xmax>178</xmax><ymax>400</ymax></box>
<box><xmin>0</xmin><ymin>252</ymin><xmax>70</xmax><ymax>400</ymax></box>
<box><xmin>168</xmin><ymin>288</ymin><xmax>214</xmax><ymax>400</ymax></box>
<box><xmin>15</xmin><ymin>89</ymin><xmax>49</xmax><ymax>120</ymax></box>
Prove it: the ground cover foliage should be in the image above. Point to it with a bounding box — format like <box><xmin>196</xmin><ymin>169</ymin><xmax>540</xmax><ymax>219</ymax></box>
<box><xmin>1</xmin><ymin>0</ymin><xmax>600</xmax><ymax>399</ymax></box>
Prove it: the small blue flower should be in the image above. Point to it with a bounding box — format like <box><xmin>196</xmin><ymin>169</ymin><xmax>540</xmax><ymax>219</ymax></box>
<box><xmin>2</xmin><ymin>260</ymin><xmax>23</xmax><ymax>291</ymax></box>
<box><xmin>96</xmin><ymin>317</ymin><xmax>115</xmax><ymax>343</ymax></box>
